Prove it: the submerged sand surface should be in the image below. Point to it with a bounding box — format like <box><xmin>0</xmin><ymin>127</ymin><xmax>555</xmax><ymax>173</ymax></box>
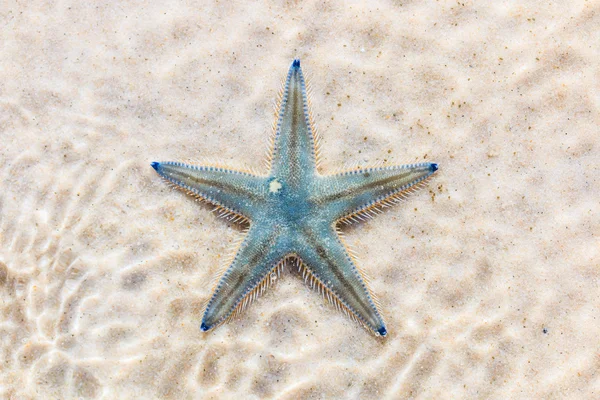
<box><xmin>1</xmin><ymin>1</ymin><xmax>599</xmax><ymax>398</ymax></box>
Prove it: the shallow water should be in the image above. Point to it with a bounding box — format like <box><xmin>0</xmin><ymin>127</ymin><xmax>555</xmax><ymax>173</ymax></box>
<box><xmin>1</xmin><ymin>1</ymin><xmax>599</xmax><ymax>398</ymax></box>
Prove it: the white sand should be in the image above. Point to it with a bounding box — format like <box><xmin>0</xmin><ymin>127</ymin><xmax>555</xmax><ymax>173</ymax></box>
<box><xmin>1</xmin><ymin>1</ymin><xmax>599</xmax><ymax>398</ymax></box>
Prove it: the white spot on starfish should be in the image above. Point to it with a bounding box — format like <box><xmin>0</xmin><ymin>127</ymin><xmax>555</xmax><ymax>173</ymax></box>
<box><xmin>269</xmin><ymin>179</ymin><xmax>282</xmax><ymax>193</ymax></box>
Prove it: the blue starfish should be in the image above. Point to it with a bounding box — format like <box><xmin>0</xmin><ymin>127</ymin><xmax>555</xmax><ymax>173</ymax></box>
<box><xmin>151</xmin><ymin>59</ymin><xmax>438</xmax><ymax>336</ymax></box>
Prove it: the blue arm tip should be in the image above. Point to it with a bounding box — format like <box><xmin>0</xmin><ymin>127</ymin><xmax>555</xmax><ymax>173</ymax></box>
<box><xmin>292</xmin><ymin>59</ymin><xmax>301</xmax><ymax>68</ymax></box>
<box><xmin>378</xmin><ymin>326</ymin><xmax>387</xmax><ymax>337</ymax></box>
<box><xmin>200</xmin><ymin>322</ymin><xmax>210</xmax><ymax>332</ymax></box>
<box><xmin>151</xmin><ymin>161</ymin><xmax>160</xmax><ymax>171</ymax></box>
<box><xmin>430</xmin><ymin>163</ymin><xmax>439</xmax><ymax>172</ymax></box>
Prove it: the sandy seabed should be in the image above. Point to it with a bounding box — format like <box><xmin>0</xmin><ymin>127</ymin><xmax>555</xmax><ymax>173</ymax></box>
<box><xmin>1</xmin><ymin>1</ymin><xmax>599</xmax><ymax>399</ymax></box>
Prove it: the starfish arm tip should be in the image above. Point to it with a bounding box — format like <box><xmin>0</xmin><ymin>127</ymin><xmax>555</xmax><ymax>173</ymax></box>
<box><xmin>200</xmin><ymin>321</ymin><xmax>211</xmax><ymax>332</ymax></box>
<box><xmin>151</xmin><ymin>161</ymin><xmax>161</xmax><ymax>172</ymax></box>
<box><xmin>430</xmin><ymin>162</ymin><xmax>439</xmax><ymax>172</ymax></box>
<box><xmin>292</xmin><ymin>58</ymin><xmax>301</xmax><ymax>68</ymax></box>
<box><xmin>377</xmin><ymin>326</ymin><xmax>387</xmax><ymax>337</ymax></box>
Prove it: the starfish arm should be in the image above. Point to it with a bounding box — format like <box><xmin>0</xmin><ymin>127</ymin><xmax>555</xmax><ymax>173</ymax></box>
<box><xmin>295</xmin><ymin>227</ymin><xmax>387</xmax><ymax>336</ymax></box>
<box><xmin>315</xmin><ymin>163</ymin><xmax>438</xmax><ymax>223</ymax></box>
<box><xmin>201</xmin><ymin>224</ymin><xmax>288</xmax><ymax>330</ymax></box>
<box><xmin>151</xmin><ymin>161</ymin><xmax>267</xmax><ymax>220</ymax></box>
<box><xmin>269</xmin><ymin>59</ymin><xmax>318</xmax><ymax>185</ymax></box>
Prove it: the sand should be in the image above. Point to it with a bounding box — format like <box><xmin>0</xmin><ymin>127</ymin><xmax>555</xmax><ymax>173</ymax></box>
<box><xmin>1</xmin><ymin>1</ymin><xmax>599</xmax><ymax>398</ymax></box>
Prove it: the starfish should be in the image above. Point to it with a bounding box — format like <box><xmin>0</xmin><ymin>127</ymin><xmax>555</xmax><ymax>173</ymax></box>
<box><xmin>151</xmin><ymin>59</ymin><xmax>438</xmax><ymax>336</ymax></box>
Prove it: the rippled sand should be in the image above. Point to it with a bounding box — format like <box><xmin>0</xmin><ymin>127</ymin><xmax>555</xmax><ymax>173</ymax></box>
<box><xmin>1</xmin><ymin>1</ymin><xmax>599</xmax><ymax>399</ymax></box>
